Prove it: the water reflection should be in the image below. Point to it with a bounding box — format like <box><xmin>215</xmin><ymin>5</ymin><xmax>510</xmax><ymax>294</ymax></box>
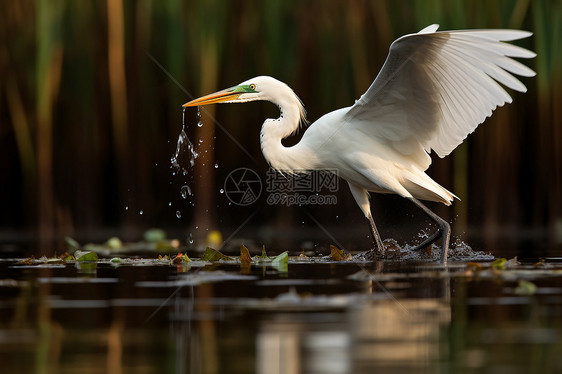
<box><xmin>1</xmin><ymin>260</ymin><xmax>561</xmax><ymax>373</ymax></box>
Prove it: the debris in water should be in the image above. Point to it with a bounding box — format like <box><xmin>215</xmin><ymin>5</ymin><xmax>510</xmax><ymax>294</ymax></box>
<box><xmin>329</xmin><ymin>245</ymin><xmax>352</xmax><ymax>261</ymax></box>
<box><xmin>240</xmin><ymin>244</ymin><xmax>252</xmax><ymax>265</ymax></box>
<box><xmin>202</xmin><ymin>247</ymin><xmax>234</xmax><ymax>262</ymax></box>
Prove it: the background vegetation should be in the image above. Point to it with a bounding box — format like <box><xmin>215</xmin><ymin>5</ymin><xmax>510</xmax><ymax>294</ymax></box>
<box><xmin>1</xmin><ymin>0</ymin><xmax>560</xmax><ymax>256</ymax></box>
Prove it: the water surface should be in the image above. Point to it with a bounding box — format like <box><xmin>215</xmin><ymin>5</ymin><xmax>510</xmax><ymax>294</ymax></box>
<box><xmin>1</xmin><ymin>255</ymin><xmax>561</xmax><ymax>373</ymax></box>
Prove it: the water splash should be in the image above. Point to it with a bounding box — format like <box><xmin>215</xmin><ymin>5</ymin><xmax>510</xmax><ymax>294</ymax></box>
<box><xmin>367</xmin><ymin>237</ymin><xmax>494</xmax><ymax>262</ymax></box>
<box><xmin>171</xmin><ymin>108</ymin><xmax>199</xmax><ymax>173</ymax></box>
<box><xmin>170</xmin><ymin>107</ymin><xmax>199</xmax><ymax>219</ymax></box>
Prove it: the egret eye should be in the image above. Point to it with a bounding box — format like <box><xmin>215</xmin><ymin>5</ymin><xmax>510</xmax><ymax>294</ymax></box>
<box><xmin>249</xmin><ymin>84</ymin><xmax>256</xmax><ymax>90</ymax></box>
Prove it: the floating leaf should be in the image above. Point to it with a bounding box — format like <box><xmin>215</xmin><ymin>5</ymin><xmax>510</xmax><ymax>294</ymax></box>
<box><xmin>253</xmin><ymin>245</ymin><xmax>270</xmax><ymax>262</ymax></box>
<box><xmin>106</xmin><ymin>237</ymin><xmax>123</xmax><ymax>249</ymax></box>
<box><xmin>240</xmin><ymin>245</ymin><xmax>252</xmax><ymax>264</ymax></box>
<box><xmin>514</xmin><ymin>279</ymin><xmax>537</xmax><ymax>295</ymax></box>
<box><xmin>75</xmin><ymin>250</ymin><xmax>99</xmax><ymax>262</ymax></box>
<box><xmin>491</xmin><ymin>258</ymin><xmax>507</xmax><ymax>270</ymax></box>
<box><xmin>58</xmin><ymin>252</ymin><xmax>74</xmax><ymax>261</ymax></box>
<box><xmin>533</xmin><ymin>259</ymin><xmax>546</xmax><ymax>267</ymax></box>
<box><xmin>172</xmin><ymin>253</ymin><xmax>191</xmax><ymax>263</ymax></box>
<box><xmin>271</xmin><ymin>251</ymin><xmax>289</xmax><ymax>273</ymax></box>
<box><xmin>272</xmin><ymin>251</ymin><xmax>288</xmax><ymax>265</ymax></box>
<box><xmin>144</xmin><ymin>228</ymin><xmax>166</xmax><ymax>243</ymax></box>
<box><xmin>201</xmin><ymin>247</ymin><xmax>233</xmax><ymax>262</ymax></box>
<box><xmin>329</xmin><ymin>245</ymin><xmax>352</xmax><ymax>261</ymax></box>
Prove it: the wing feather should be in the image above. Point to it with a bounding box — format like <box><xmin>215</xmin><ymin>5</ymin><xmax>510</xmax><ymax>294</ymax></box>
<box><xmin>345</xmin><ymin>25</ymin><xmax>535</xmax><ymax>159</ymax></box>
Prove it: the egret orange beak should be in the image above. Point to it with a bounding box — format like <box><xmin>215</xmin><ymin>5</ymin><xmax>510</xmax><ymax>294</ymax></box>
<box><xmin>183</xmin><ymin>88</ymin><xmax>240</xmax><ymax>107</ymax></box>
<box><xmin>182</xmin><ymin>84</ymin><xmax>258</xmax><ymax>107</ymax></box>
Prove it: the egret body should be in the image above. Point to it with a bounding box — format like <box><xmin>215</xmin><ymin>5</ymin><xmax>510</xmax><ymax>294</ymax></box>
<box><xmin>184</xmin><ymin>25</ymin><xmax>535</xmax><ymax>264</ymax></box>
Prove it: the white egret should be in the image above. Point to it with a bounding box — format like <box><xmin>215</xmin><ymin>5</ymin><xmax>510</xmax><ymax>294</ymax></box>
<box><xmin>184</xmin><ymin>25</ymin><xmax>535</xmax><ymax>264</ymax></box>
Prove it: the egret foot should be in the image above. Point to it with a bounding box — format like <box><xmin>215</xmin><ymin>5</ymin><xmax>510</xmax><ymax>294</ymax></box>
<box><xmin>408</xmin><ymin>198</ymin><xmax>450</xmax><ymax>264</ymax></box>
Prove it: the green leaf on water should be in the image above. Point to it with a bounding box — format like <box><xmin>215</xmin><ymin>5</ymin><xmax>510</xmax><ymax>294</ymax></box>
<box><xmin>491</xmin><ymin>258</ymin><xmax>507</xmax><ymax>270</ymax></box>
<box><xmin>110</xmin><ymin>257</ymin><xmax>121</xmax><ymax>263</ymax></box>
<box><xmin>201</xmin><ymin>247</ymin><xmax>233</xmax><ymax>262</ymax></box>
<box><xmin>514</xmin><ymin>279</ymin><xmax>537</xmax><ymax>296</ymax></box>
<box><xmin>75</xmin><ymin>250</ymin><xmax>99</xmax><ymax>262</ymax></box>
<box><xmin>271</xmin><ymin>251</ymin><xmax>288</xmax><ymax>273</ymax></box>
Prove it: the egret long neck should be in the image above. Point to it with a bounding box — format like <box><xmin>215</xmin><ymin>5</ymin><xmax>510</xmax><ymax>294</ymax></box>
<box><xmin>260</xmin><ymin>95</ymin><xmax>311</xmax><ymax>172</ymax></box>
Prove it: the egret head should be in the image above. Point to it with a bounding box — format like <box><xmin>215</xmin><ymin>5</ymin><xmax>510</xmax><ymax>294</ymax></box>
<box><xmin>183</xmin><ymin>76</ymin><xmax>278</xmax><ymax>107</ymax></box>
<box><xmin>183</xmin><ymin>75</ymin><xmax>308</xmax><ymax>107</ymax></box>
<box><xmin>183</xmin><ymin>75</ymin><xmax>308</xmax><ymax>130</ymax></box>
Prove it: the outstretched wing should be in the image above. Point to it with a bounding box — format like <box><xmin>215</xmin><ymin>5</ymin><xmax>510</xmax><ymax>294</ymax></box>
<box><xmin>344</xmin><ymin>24</ymin><xmax>535</xmax><ymax>159</ymax></box>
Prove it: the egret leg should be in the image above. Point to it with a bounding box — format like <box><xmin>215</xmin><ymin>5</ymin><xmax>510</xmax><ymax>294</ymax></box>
<box><xmin>407</xmin><ymin>197</ymin><xmax>450</xmax><ymax>264</ymax></box>
<box><xmin>368</xmin><ymin>214</ymin><xmax>385</xmax><ymax>255</ymax></box>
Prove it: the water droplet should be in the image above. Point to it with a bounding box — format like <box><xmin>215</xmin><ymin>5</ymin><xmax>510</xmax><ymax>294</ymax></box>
<box><xmin>214</xmin><ymin>163</ymin><xmax>219</xmax><ymax>169</ymax></box>
<box><xmin>219</xmin><ymin>188</ymin><xmax>224</xmax><ymax>194</ymax></box>
<box><xmin>171</xmin><ymin>120</ymin><xmax>198</xmax><ymax>176</ymax></box>
<box><xmin>195</xmin><ymin>225</ymin><xmax>199</xmax><ymax>230</ymax></box>
<box><xmin>125</xmin><ymin>206</ymin><xmax>129</xmax><ymax>211</ymax></box>
<box><xmin>139</xmin><ymin>210</ymin><xmax>144</xmax><ymax>215</ymax></box>
<box><xmin>197</xmin><ymin>121</ymin><xmax>203</xmax><ymax>127</ymax></box>
<box><xmin>176</xmin><ymin>210</ymin><xmax>181</xmax><ymax>219</ymax></box>
<box><xmin>168</xmin><ymin>202</ymin><xmax>172</xmax><ymax>207</ymax></box>
<box><xmin>188</xmin><ymin>233</ymin><xmax>194</xmax><ymax>244</ymax></box>
<box><xmin>180</xmin><ymin>185</ymin><xmax>191</xmax><ymax>199</ymax></box>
